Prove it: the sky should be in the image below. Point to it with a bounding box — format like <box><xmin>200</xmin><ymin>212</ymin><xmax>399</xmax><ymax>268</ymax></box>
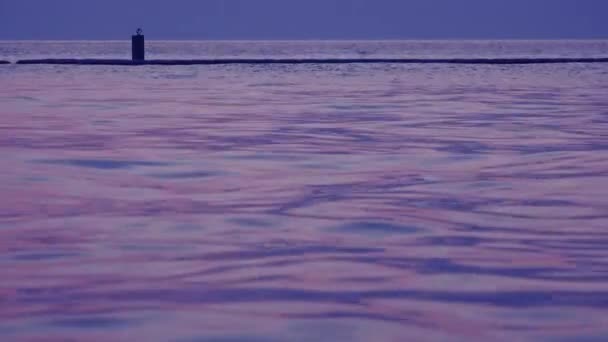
<box><xmin>1</xmin><ymin>0</ymin><xmax>607</xmax><ymax>40</ymax></box>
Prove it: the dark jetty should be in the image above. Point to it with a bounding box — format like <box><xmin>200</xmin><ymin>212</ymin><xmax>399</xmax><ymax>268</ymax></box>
<box><xmin>0</xmin><ymin>60</ymin><xmax>10</xmax><ymax>65</ymax></box>
<box><xmin>15</xmin><ymin>57</ymin><xmax>608</xmax><ymax>66</ymax></box>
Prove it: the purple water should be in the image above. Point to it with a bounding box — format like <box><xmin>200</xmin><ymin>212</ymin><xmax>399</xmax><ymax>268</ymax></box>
<box><xmin>1</xmin><ymin>41</ymin><xmax>608</xmax><ymax>341</ymax></box>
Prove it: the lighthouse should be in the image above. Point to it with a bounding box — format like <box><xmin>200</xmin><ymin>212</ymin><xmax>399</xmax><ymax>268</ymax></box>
<box><xmin>132</xmin><ymin>28</ymin><xmax>145</xmax><ymax>61</ymax></box>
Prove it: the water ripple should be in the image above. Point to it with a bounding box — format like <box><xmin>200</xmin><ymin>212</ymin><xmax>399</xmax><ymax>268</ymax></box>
<box><xmin>1</xmin><ymin>42</ymin><xmax>608</xmax><ymax>341</ymax></box>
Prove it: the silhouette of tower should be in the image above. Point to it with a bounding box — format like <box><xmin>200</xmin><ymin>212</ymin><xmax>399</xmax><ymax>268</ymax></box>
<box><xmin>132</xmin><ymin>28</ymin><xmax>145</xmax><ymax>61</ymax></box>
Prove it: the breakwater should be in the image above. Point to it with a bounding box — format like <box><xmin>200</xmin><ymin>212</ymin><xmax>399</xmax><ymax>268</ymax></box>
<box><xmin>15</xmin><ymin>57</ymin><xmax>608</xmax><ymax>66</ymax></box>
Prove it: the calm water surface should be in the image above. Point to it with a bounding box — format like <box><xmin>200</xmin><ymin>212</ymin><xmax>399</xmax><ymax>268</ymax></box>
<box><xmin>1</xmin><ymin>41</ymin><xmax>608</xmax><ymax>341</ymax></box>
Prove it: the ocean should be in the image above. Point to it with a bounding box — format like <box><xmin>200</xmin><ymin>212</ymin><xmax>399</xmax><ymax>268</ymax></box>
<box><xmin>1</xmin><ymin>40</ymin><xmax>608</xmax><ymax>341</ymax></box>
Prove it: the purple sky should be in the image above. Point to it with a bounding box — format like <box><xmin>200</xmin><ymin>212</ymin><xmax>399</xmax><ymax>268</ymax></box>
<box><xmin>1</xmin><ymin>0</ymin><xmax>607</xmax><ymax>40</ymax></box>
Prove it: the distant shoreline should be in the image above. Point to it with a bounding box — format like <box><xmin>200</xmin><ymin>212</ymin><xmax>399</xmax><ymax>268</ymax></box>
<box><xmin>1</xmin><ymin>38</ymin><xmax>608</xmax><ymax>43</ymax></box>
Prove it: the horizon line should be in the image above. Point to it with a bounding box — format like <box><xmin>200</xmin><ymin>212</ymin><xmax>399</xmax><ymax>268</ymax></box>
<box><xmin>1</xmin><ymin>38</ymin><xmax>608</xmax><ymax>42</ymax></box>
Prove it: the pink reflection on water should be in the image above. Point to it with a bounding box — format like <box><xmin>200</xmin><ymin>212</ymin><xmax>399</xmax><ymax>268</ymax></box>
<box><xmin>1</xmin><ymin>55</ymin><xmax>608</xmax><ymax>341</ymax></box>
